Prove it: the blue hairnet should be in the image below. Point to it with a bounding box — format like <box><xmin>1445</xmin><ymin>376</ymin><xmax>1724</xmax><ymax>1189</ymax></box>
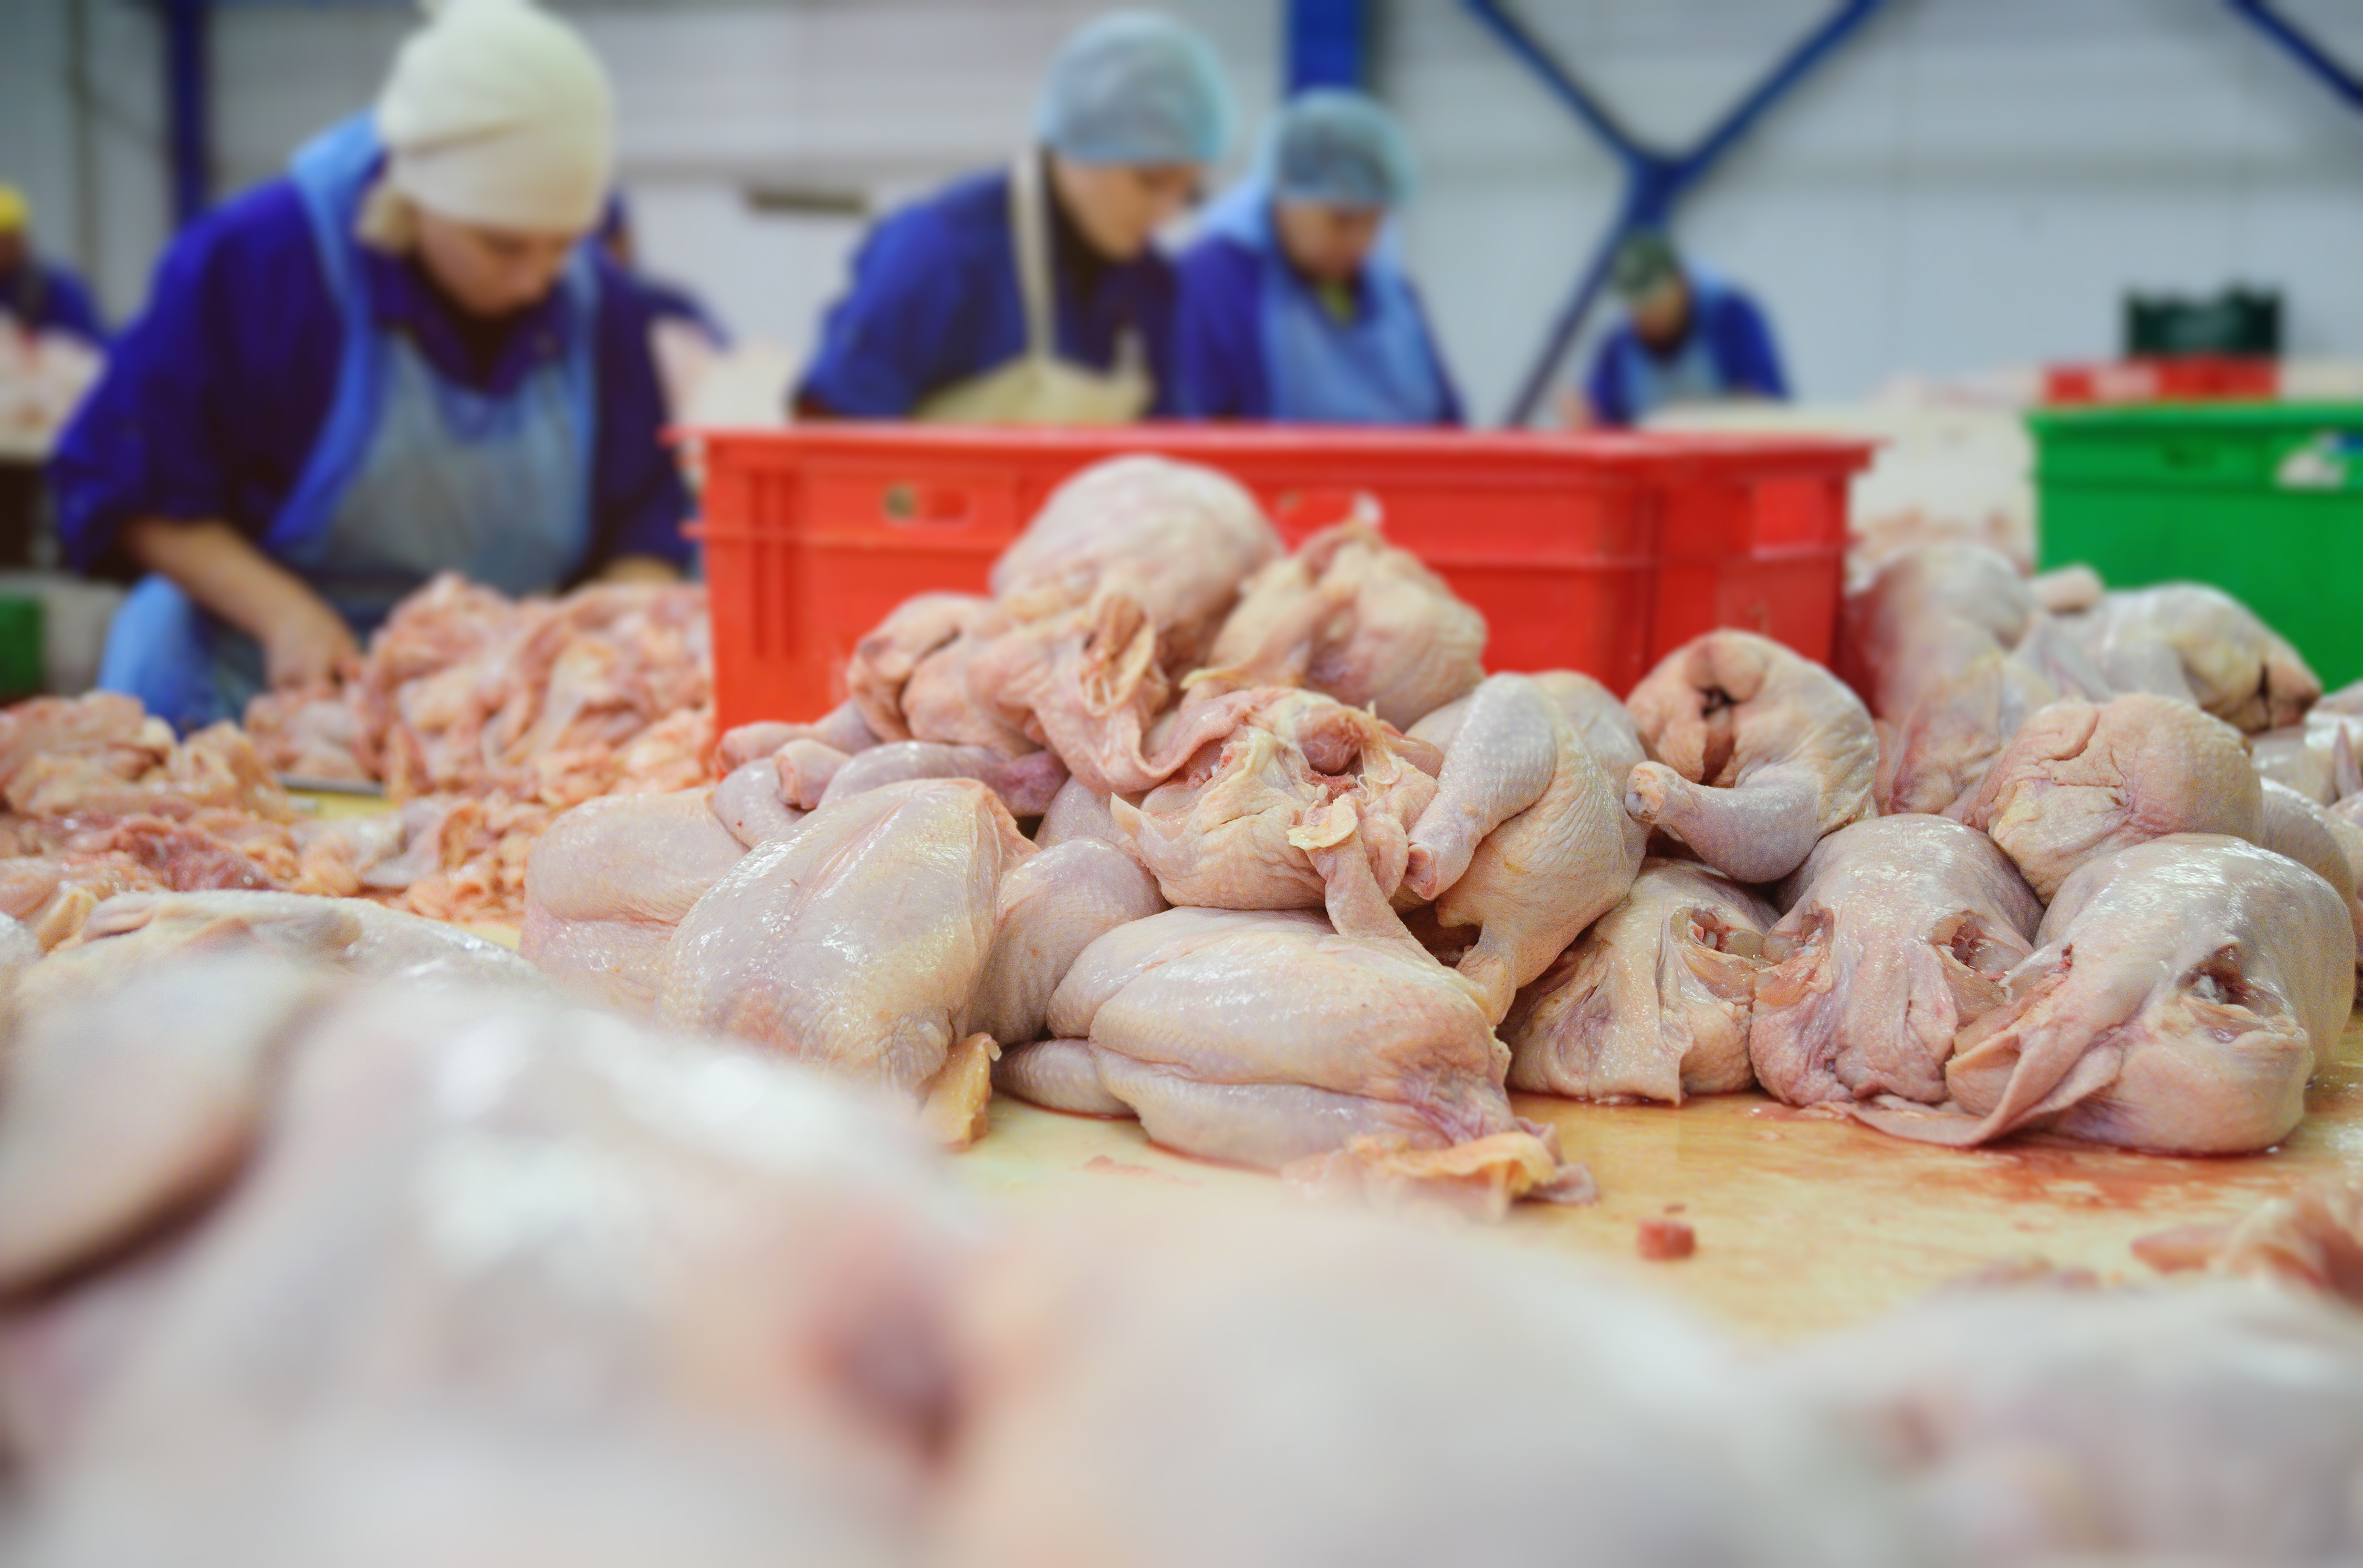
<box><xmin>1036</xmin><ymin>11</ymin><xmax>1235</xmax><ymax>166</ymax></box>
<box><xmin>1268</xmin><ymin>89</ymin><xmax>1415</xmax><ymax>209</ymax></box>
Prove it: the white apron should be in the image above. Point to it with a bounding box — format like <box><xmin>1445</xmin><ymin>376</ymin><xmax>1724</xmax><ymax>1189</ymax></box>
<box><xmin>914</xmin><ymin>154</ymin><xmax>1154</xmax><ymax>425</ymax></box>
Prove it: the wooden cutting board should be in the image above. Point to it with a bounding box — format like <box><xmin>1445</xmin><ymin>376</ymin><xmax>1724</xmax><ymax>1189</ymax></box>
<box><xmin>310</xmin><ymin>796</ymin><xmax>2360</xmax><ymax>1340</ymax></box>
<box><xmin>956</xmin><ymin>1013</ymin><xmax>2363</xmax><ymax>1341</ymax></box>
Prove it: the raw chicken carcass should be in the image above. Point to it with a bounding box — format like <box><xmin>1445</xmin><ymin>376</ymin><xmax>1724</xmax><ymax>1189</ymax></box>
<box><xmin>1769</xmin><ymin>1281</ymin><xmax>2363</xmax><ymax>1566</ymax></box>
<box><xmin>1031</xmin><ymin>775</ymin><xmax>1127</xmax><ymax>852</ymax></box>
<box><xmin>1047</xmin><ymin>850</ymin><xmax>1580</xmax><ymax>1213</ymax></box>
<box><xmin>2256</xmin><ymin>778</ymin><xmax>2363</xmax><ymax>967</ymax></box>
<box><xmin>820</xmin><ymin>740</ymin><xmax>1067</xmax><ymax>818</ymax></box>
<box><xmin>1956</xmin><ymin>693</ymin><xmax>2261</xmax><ymax>900</ymax></box>
<box><xmin>965</xmin><ymin>588</ymin><xmax>1263</xmax><ymax>796</ymax></box>
<box><xmin>519</xmin><ymin>789</ymin><xmax>748</xmax><ymax>1015</ymax></box>
<box><xmin>2059</xmin><ymin>582</ymin><xmax>2320</xmax><ymax>732</ymax></box>
<box><xmin>1116</xmin><ymin>687</ymin><xmax>1437</xmax><ymax>913</ymax></box>
<box><xmin>843</xmin><ymin>592</ymin><xmax>1030</xmax><ymax>755</ymax></box>
<box><xmin>15</xmin><ymin>977</ymin><xmax>966</xmax><ymax>1566</ymax></box>
<box><xmin>988</xmin><ymin>454</ymin><xmax>1283</xmax><ymax>668</ymax></box>
<box><xmin>0</xmin><ymin>957</ymin><xmax>332</xmax><ymax>1298</ymax></box>
<box><xmin>19</xmin><ymin>887</ymin><xmax>542</xmax><ymax>1019</ymax></box>
<box><xmin>1198</xmin><ymin>516</ymin><xmax>1487</xmax><ymax>730</ymax></box>
<box><xmin>938</xmin><ymin>1196</ymin><xmax>1933</xmax><ymax>1568</ymax></box>
<box><xmin>1858</xmin><ymin>835</ymin><xmax>2351</xmax><ymax>1153</ymax></box>
<box><xmin>2249</xmin><ymin>711</ymin><xmax>2363</xmax><ymax>804</ymax></box>
<box><xmin>660</xmin><ymin>779</ymin><xmax>1032</xmax><ymax>1102</ymax></box>
<box><xmin>966</xmin><ymin>839</ymin><xmax>1165</xmax><ymax>1050</ymax></box>
<box><xmin>1624</xmin><ymin>630</ymin><xmax>1879</xmax><ymax>883</ymax></box>
<box><xmin>1504</xmin><ymin>859</ymin><xmax>1776</xmax><ymax>1104</ymax></box>
<box><xmin>1400</xmin><ymin>674</ymin><xmax>1642</xmax><ymax>1023</ymax></box>
<box><xmin>1749</xmin><ymin>816</ymin><xmax>2042</xmax><ymax>1107</ymax></box>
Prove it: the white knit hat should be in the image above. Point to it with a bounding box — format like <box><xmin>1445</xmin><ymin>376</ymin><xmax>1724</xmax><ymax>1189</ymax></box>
<box><xmin>374</xmin><ymin>0</ymin><xmax>614</xmax><ymax>235</ymax></box>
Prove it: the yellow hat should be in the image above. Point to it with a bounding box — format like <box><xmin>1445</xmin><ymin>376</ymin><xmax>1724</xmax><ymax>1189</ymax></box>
<box><xmin>0</xmin><ymin>186</ymin><xmax>27</xmax><ymax>234</ymax></box>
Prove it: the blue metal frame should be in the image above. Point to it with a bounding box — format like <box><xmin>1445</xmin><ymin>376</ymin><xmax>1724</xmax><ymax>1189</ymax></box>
<box><xmin>1288</xmin><ymin>0</ymin><xmax>1369</xmax><ymax>92</ymax></box>
<box><xmin>2228</xmin><ymin>0</ymin><xmax>2363</xmax><ymax>112</ymax></box>
<box><xmin>1462</xmin><ymin>0</ymin><xmax>1885</xmax><ymax>426</ymax></box>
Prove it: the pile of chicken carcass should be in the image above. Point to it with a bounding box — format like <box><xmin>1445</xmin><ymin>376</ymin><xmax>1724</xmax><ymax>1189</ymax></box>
<box><xmin>514</xmin><ymin>455</ymin><xmax>2362</xmax><ymax>1196</ymax></box>
<box><xmin>244</xmin><ymin>574</ymin><xmax>713</xmax><ymax>923</ymax></box>
<box><xmin>3</xmin><ymin>937</ymin><xmax>2361</xmax><ymax>1566</ymax></box>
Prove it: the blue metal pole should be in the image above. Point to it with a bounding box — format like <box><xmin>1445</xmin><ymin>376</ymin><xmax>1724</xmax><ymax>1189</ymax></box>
<box><xmin>1463</xmin><ymin>0</ymin><xmax>1886</xmax><ymax>425</ymax></box>
<box><xmin>2226</xmin><ymin>0</ymin><xmax>2363</xmax><ymax>112</ymax></box>
<box><xmin>1287</xmin><ymin>0</ymin><xmax>1368</xmax><ymax>93</ymax></box>
<box><xmin>163</xmin><ymin>0</ymin><xmax>212</xmax><ymax>229</ymax></box>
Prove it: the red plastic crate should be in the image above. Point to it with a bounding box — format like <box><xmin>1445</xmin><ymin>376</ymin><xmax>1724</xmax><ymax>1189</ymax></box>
<box><xmin>2043</xmin><ymin>356</ymin><xmax>2278</xmax><ymax>405</ymax></box>
<box><xmin>689</xmin><ymin>425</ymin><xmax>1871</xmax><ymax>733</ymax></box>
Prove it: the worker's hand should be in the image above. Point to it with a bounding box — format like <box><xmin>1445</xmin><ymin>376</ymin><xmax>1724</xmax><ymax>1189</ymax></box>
<box><xmin>263</xmin><ymin>595</ymin><xmax>361</xmax><ymax>690</ymax></box>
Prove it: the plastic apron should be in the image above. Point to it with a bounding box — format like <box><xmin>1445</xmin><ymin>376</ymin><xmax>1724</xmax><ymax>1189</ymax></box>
<box><xmin>99</xmin><ymin>115</ymin><xmax>597</xmax><ymax>733</ymax></box>
<box><xmin>1197</xmin><ymin>181</ymin><xmax>1450</xmax><ymax>426</ymax></box>
<box><xmin>1611</xmin><ymin>274</ymin><xmax>1741</xmax><ymax>423</ymax></box>
<box><xmin>913</xmin><ymin>154</ymin><xmax>1154</xmax><ymax>425</ymax></box>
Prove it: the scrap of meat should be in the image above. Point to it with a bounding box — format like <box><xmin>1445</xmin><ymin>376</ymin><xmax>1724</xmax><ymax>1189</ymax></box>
<box><xmin>1856</xmin><ymin>835</ymin><xmax>2352</xmax><ymax>1154</ymax></box>
<box><xmin>1956</xmin><ymin>693</ymin><xmax>2261</xmax><ymax>901</ymax></box>
<box><xmin>1197</xmin><ymin>517</ymin><xmax>1487</xmax><ymax>730</ymax></box>
<box><xmin>1749</xmin><ymin>816</ymin><xmax>2043</xmax><ymax>1107</ymax></box>
<box><xmin>1505</xmin><ymin>859</ymin><xmax>1776</xmax><ymax>1104</ymax></box>
<box><xmin>989</xmin><ymin>454</ymin><xmax>1284</xmax><ymax>670</ymax></box>
<box><xmin>520</xmin><ymin>789</ymin><xmax>748</xmax><ymax>1016</ymax></box>
<box><xmin>1624</xmin><ymin>630</ymin><xmax>1879</xmax><ymax>884</ymax></box>
<box><xmin>2057</xmin><ymin>582</ymin><xmax>2320</xmax><ymax>732</ymax></box>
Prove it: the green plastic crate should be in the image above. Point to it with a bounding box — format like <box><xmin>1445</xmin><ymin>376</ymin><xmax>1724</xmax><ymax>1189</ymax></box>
<box><xmin>2031</xmin><ymin>402</ymin><xmax>2363</xmax><ymax>688</ymax></box>
<box><xmin>0</xmin><ymin>595</ymin><xmax>41</xmax><ymax>703</ymax></box>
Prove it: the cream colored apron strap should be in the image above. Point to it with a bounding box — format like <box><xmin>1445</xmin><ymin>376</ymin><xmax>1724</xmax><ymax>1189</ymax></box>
<box><xmin>1008</xmin><ymin>152</ymin><xmax>1056</xmax><ymax>365</ymax></box>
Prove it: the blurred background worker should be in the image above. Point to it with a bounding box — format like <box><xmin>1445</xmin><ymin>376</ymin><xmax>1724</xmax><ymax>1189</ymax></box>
<box><xmin>599</xmin><ymin>192</ymin><xmax>728</xmax><ymax>349</ymax></box>
<box><xmin>53</xmin><ymin>0</ymin><xmax>691</xmax><ymax>734</ymax></box>
<box><xmin>793</xmin><ymin>10</ymin><xmax>1233</xmax><ymax>423</ymax></box>
<box><xmin>0</xmin><ymin>185</ymin><xmax>107</xmax><ymax>348</ymax></box>
<box><xmin>1175</xmin><ymin>89</ymin><xmax>1460</xmax><ymax>425</ymax></box>
<box><xmin>1574</xmin><ymin>230</ymin><xmax>1789</xmax><ymax>428</ymax></box>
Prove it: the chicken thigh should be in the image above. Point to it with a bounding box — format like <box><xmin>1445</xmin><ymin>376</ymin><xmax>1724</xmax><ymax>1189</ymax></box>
<box><xmin>1504</xmin><ymin>859</ymin><xmax>1775</xmax><ymax>1104</ymax></box>
<box><xmin>1859</xmin><ymin>834</ymin><xmax>2351</xmax><ymax>1153</ymax></box>
<box><xmin>520</xmin><ymin>788</ymin><xmax>748</xmax><ymax>1015</ymax></box>
<box><xmin>1955</xmin><ymin>693</ymin><xmax>2261</xmax><ymax>900</ymax></box>
<box><xmin>1749</xmin><ymin>816</ymin><xmax>2042</xmax><ymax>1107</ymax></box>
<box><xmin>1199</xmin><ymin>517</ymin><xmax>1487</xmax><ymax>729</ymax></box>
<box><xmin>1624</xmin><ymin>630</ymin><xmax>1879</xmax><ymax>883</ymax></box>
<box><xmin>1405</xmin><ymin>675</ymin><xmax>1642</xmax><ymax>1023</ymax></box>
<box><xmin>660</xmin><ymin>779</ymin><xmax>1031</xmax><ymax>1100</ymax></box>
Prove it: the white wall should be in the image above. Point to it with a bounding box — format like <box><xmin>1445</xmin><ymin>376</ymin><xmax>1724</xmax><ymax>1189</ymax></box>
<box><xmin>13</xmin><ymin>0</ymin><xmax>2363</xmax><ymax>422</ymax></box>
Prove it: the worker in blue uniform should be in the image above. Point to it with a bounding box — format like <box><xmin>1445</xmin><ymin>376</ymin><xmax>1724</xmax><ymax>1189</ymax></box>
<box><xmin>1174</xmin><ymin>89</ymin><xmax>1461</xmax><ymax>425</ymax></box>
<box><xmin>1576</xmin><ymin>230</ymin><xmax>1789</xmax><ymax>427</ymax></box>
<box><xmin>0</xmin><ymin>185</ymin><xmax>107</xmax><ymax>347</ymax></box>
<box><xmin>53</xmin><ymin>0</ymin><xmax>692</xmax><ymax>734</ymax></box>
<box><xmin>795</xmin><ymin>11</ymin><xmax>1235</xmax><ymax>424</ymax></box>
